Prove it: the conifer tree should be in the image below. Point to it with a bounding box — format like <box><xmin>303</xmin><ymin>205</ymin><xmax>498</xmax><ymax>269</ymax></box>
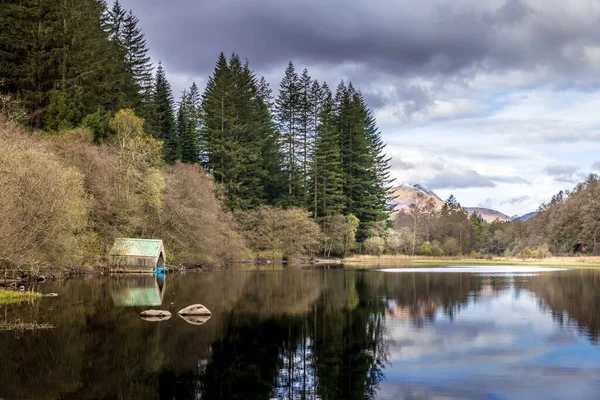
<box><xmin>121</xmin><ymin>10</ymin><xmax>153</xmax><ymax>110</ymax></box>
<box><xmin>298</xmin><ymin>68</ymin><xmax>313</xmax><ymax>201</ymax></box>
<box><xmin>336</xmin><ymin>82</ymin><xmax>392</xmax><ymax>240</ymax></box>
<box><xmin>257</xmin><ymin>76</ymin><xmax>286</xmax><ymax>204</ymax></box>
<box><xmin>200</xmin><ymin>53</ymin><xmax>233</xmax><ymax>182</ymax></box>
<box><xmin>179</xmin><ymin>83</ymin><xmax>200</xmax><ymax>163</ymax></box>
<box><xmin>152</xmin><ymin>62</ymin><xmax>179</xmax><ymax>163</ymax></box>
<box><xmin>200</xmin><ymin>53</ymin><xmax>283</xmax><ymax>209</ymax></box>
<box><xmin>309</xmin><ymin>82</ymin><xmax>345</xmax><ymax>219</ymax></box>
<box><xmin>107</xmin><ymin>0</ymin><xmax>126</xmax><ymax>44</ymax></box>
<box><xmin>0</xmin><ymin>0</ymin><xmax>125</xmax><ymax>127</ymax></box>
<box><xmin>275</xmin><ymin>61</ymin><xmax>302</xmax><ymax>206</ymax></box>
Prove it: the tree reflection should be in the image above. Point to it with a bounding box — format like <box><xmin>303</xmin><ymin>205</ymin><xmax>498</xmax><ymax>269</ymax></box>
<box><xmin>2</xmin><ymin>269</ymin><xmax>599</xmax><ymax>400</ymax></box>
<box><xmin>528</xmin><ymin>271</ymin><xmax>600</xmax><ymax>343</ymax></box>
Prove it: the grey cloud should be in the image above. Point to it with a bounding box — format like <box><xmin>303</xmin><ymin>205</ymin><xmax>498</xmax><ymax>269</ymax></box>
<box><xmin>488</xmin><ymin>175</ymin><xmax>530</xmax><ymax>184</ymax></box>
<box><xmin>479</xmin><ymin>198</ymin><xmax>494</xmax><ymax>208</ymax></box>
<box><xmin>501</xmin><ymin>195</ymin><xmax>529</xmax><ymax>205</ymax></box>
<box><xmin>544</xmin><ymin>163</ymin><xmax>580</xmax><ymax>183</ymax></box>
<box><xmin>425</xmin><ymin>169</ymin><xmax>496</xmax><ymax>189</ymax></box>
<box><xmin>399</xmin><ymin>85</ymin><xmax>435</xmax><ymax>121</ymax></box>
<box><xmin>392</xmin><ymin>160</ymin><xmax>416</xmax><ymax>170</ymax></box>
<box><xmin>492</xmin><ymin>0</ymin><xmax>532</xmax><ymax>25</ymax></box>
<box><xmin>120</xmin><ymin>0</ymin><xmax>600</xmax><ymax>109</ymax></box>
<box><xmin>592</xmin><ymin>161</ymin><xmax>600</xmax><ymax>170</ymax></box>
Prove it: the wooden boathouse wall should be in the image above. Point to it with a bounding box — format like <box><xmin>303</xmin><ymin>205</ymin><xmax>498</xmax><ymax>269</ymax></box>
<box><xmin>109</xmin><ymin>238</ymin><xmax>166</xmax><ymax>272</ymax></box>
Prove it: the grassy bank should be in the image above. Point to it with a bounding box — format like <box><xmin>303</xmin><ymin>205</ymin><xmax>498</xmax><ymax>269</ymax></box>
<box><xmin>0</xmin><ymin>290</ymin><xmax>42</xmax><ymax>305</ymax></box>
<box><xmin>342</xmin><ymin>255</ymin><xmax>600</xmax><ymax>268</ymax></box>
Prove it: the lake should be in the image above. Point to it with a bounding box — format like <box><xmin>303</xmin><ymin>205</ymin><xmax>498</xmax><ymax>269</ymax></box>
<box><xmin>1</xmin><ymin>266</ymin><xmax>599</xmax><ymax>399</ymax></box>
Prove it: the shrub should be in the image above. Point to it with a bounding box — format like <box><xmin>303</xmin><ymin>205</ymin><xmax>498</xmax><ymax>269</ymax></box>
<box><xmin>236</xmin><ymin>207</ymin><xmax>321</xmax><ymax>260</ymax></box>
<box><xmin>418</xmin><ymin>241</ymin><xmax>433</xmax><ymax>256</ymax></box>
<box><xmin>0</xmin><ymin>91</ymin><xmax>28</xmax><ymax>126</ymax></box>
<box><xmin>431</xmin><ymin>240</ymin><xmax>444</xmax><ymax>256</ymax></box>
<box><xmin>469</xmin><ymin>250</ymin><xmax>483</xmax><ymax>259</ymax></box>
<box><xmin>384</xmin><ymin>228</ymin><xmax>409</xmax><ymax>254</ymax></box>
<box><xmin>443</xmin><ymin>237</ymin><xmax>461</xmax><ymax>256</ymax></box>
<box><xmin>0</xmin><ymin>125</ymin><xmax>93</xmax><ymax>269</ymax></box>
<box><xmin>364</xmin><ymin>237</ymin><xmax>385</xmax><ymax>256</ymax></box>
<box><xmin>157</xmin><ymin>163</ymin><xmax>246</xmax><ymax>266</ymax></box>
<box><xmin>519</xmin><ymin>247</ymin><xmax>532</xmax><ymax>259</ymax></box>
<box><xmin>81</xmin><ymin>108</ymin><xmax>112</xmax><ymax>144</ymax></box>
<box><xmin>321</xmin><ymin>214</ymin><xmax>359</xmax><ymax>257</ymax></box>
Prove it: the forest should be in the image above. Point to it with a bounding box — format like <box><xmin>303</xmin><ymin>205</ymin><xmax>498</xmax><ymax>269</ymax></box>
<box><xmin>1</xmin><ymin>0</ymin><xmax>598</xmax><ymax>271</ymax></box>
<box><xmin>0</xmin><ymin>0</ymin><xmax>390</xmax><ymax>269</ymax></box>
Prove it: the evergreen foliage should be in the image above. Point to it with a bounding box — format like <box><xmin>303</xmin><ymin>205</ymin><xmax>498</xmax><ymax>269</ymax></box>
<box><xmin>151</xmin><ymin>62</ymin><xmax>179</xmax><ymax>163</ymax></box>
<box><xmin>200</xmin><ymin>53</ymin><xmax>285</xmax><ymax>209</ymax></box>
<box><xmin>177</xmin><ymin>84</ymin><xmax>201</xmax><ymax>164</ymax></box>
<box><xmin>309</xmin><ymin>83</ymin><xmax>344</xmax><ymax>219</ymax></box>
<box><xmin>275</xmin><ymin>62</ymin><xmax>303</xmax><ymax>206</ymax></box>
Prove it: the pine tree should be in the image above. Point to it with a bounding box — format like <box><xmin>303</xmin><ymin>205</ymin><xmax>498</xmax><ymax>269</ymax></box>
<box><xmin>337</xmin><ymin>82</ymin><xmax>392</xmax><ymax>240</ymax></box>
<box><xmin>121</xmin><ymin>10</ymin><xmax>153</xmax><ymax>112</ymax></box>
<box><xmin>200</xmin><ymin>53</ymin><xmax>233</xmax><ymax>182</ymax></box>
<box><xmin>200</xmin><ymin>53</ymin><xmax>282</xmax><ymax>209</ymax></box>
<box><xmin>275</xmin><ymin>61</ymin><xmax>302</xmax><ymax>206</ymax></box>
<box><xmin>309</xmin><ymin>82</ymin><xmax>344</xmax><ymax>219</ymax></box>
<box><xmin>257</xmin><ymin>76</ymin><xmax>286</xmax><ymax>204</ymax></box>
<box><xmin>298</xmin><ymin>68</ymin><xmax>313</xmax><ymax>202</ymax></box>
<box><xmin>0</xmin><ymin>0</ymin><xmax>125</xmax><ymax>128</ymax></box>
<box><xmin>152</xmin><ymin>62</ymin><xmax>178</xmax><ymax>163</ymax></box>
<box><xmin>107</xmin><ymin>0</ymin><xmax>126</xmax><ymax>44</ymax></box>
<box><xmin>179</xmin><ymin>83</ymin><xmax>200</xmax><ymax>163</ymax></box>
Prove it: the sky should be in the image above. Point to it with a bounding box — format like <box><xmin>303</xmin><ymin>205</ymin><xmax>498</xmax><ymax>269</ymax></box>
<box><xmin>119</xmin><ymin>0</ymin><xmax>600</xmax><ymax>217</ymax></box>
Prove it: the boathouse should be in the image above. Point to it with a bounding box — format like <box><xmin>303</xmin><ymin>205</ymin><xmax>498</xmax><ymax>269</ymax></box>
<box><xmin>109</xmin><ymin>238</ymin><xmax>166</xmax><ymax>272</ymax></box>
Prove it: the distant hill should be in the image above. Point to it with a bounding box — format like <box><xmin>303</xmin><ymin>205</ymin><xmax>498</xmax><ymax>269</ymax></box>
<box><xmin>389</xmin><ymin>183</ymin><xmax>511</xmax><ymax>223</ymax></box>
<box><xmin>464</xmin><ymin>207</ymin><xmax>511</xmax><ymax>223</ymax></box>
<box><xmin>389</xmin><ymin>183</ymin><xmax>445</xmax><ymax>210</ymax></box>
<box><xmin>514</xmin><ymin>212</ymin><xmax>537</xmax><ymax>222</ymax></box>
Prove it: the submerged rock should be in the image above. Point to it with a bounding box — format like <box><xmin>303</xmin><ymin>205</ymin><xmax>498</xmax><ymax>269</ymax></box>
<box><xmin>178</xmin><ymin>304</ymin><xmax>212</xmax><ymax>316</ymax></box>
<box><xmin>179</xmin><ymin>314</ymin><xmax>211</xmax><ymax>326</ymax></box>
<box><xmin>140</xmin><ymin>310</ymin><xmax>172</xmax><ymax>322</ymax></box>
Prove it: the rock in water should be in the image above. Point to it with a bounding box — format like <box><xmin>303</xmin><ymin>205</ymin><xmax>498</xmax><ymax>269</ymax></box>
<box><xmin>140</xmin><ymin>310</ymin><xmax>172</xmax><ymax>322</ymax></box>
<box><xmin>178</xmin><ymin>304</ymin><xmax>212</xmax><ymax>316</ymax></box>
<box><xmin>179</xmin><ymin>314</ymin><xmax>212</xmax><ymax>326</ymax></box>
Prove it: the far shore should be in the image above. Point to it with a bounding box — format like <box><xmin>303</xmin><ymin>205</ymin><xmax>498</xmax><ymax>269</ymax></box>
<box><xmin>341</xmin><ymin>255</ymin><xmax>600</xmax><ymax>268</ymax></box>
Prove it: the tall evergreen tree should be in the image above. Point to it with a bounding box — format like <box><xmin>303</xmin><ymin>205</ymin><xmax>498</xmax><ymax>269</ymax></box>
<box><xmin>309</xmin><ymin>82</ymin><xmax>344</xmax><ymax>219</ymax></box>
<box><xmin>298</xmin><ymin>68</ymin><xmax>313</xmax><ymax>201</ymax></box>
<box><xmin>121</xmin><ymin>10</ymin><xmax>153</xmax><ymax>111</ymax></box>
<box><xmin>152</xmin><ymin>62</ymin><xmax>178</xmax><ymax>163</ymax></box>
<box><xmin>275</xmin><ymin>61</ymin><xmax>302</xmax><ymax>206</ymax></box>
<box><xmin>200</xmin><ymin>53</ymin><xmax>233</xmax><ymax>182</ymax></box>
<box><xmin>0</xmin><ymin>0</ymin><xmax>125</xmax><ymax>128</ymax></box>
<box><xmin>107</xmin><ymin>0</ymin><xmax>126</xmax><ymax>44</ymax></box>
<box><xmin>178</xmin><ymin>83</ymin><xmax>200</xmax><ymax>163</ymax></box>
<box><xmin>336</xmin><ymin>82</ymin><xmax>392</xmax><ymax>240</ymax></box>
<box><xmin>200</xmin><ymin>53</ymin><xmax>283</xmax><ymax>209</ymax></box>
<box><xmin>257</xmin><ymin>76</ymin><xmax>286</xmax><ymax>204</ymax></box>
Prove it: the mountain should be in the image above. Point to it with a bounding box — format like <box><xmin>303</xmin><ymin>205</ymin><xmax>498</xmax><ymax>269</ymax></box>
<box><xmin>389</xmin><ymin>183</ymin><xmax>511</xmax><ymax>223</ymax></box>
<box><xmin>389</xmin><ymin>183</ymin><xmax>445</xmax><ymax>210</ymax></box>
<box><xmin>514</xmin><ymin>212</ymin><xmax>537</xmax><ymax>222</ymax></box>
<box><xmin>464</xmin><ymin>207</ymin><xmax>511</xmax><ymax>223</ymax></box>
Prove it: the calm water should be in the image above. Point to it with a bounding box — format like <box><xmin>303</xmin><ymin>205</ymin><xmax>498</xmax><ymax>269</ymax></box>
<box><xmin>1</xmin><ymin>266</ymin><xmax>600</xmax><ymax>399</ymax></box>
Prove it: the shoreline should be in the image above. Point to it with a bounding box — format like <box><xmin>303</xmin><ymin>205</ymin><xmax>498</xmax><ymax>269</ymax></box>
<box><xmin>340</xmin><ymin>255</ymin><xmax>600</xmax><ymax>268</ymax></box>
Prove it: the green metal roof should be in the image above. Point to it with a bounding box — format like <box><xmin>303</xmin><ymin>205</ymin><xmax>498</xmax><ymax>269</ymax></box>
<box><xmin>109</xmin><ymin>238</ymin><xmax>163</xmax><ymax>258</ymax></box>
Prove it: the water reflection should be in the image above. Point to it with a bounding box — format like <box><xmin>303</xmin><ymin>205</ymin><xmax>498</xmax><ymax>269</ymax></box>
<box><xmin>110</xmin><ymin>274</ymin><xmax>166</xmax><ymax>306</ymax></box>
<box><xmin>0</xmin><ymin>268</ymin><xmax>599</xmax><ymax>399</ymax></box>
